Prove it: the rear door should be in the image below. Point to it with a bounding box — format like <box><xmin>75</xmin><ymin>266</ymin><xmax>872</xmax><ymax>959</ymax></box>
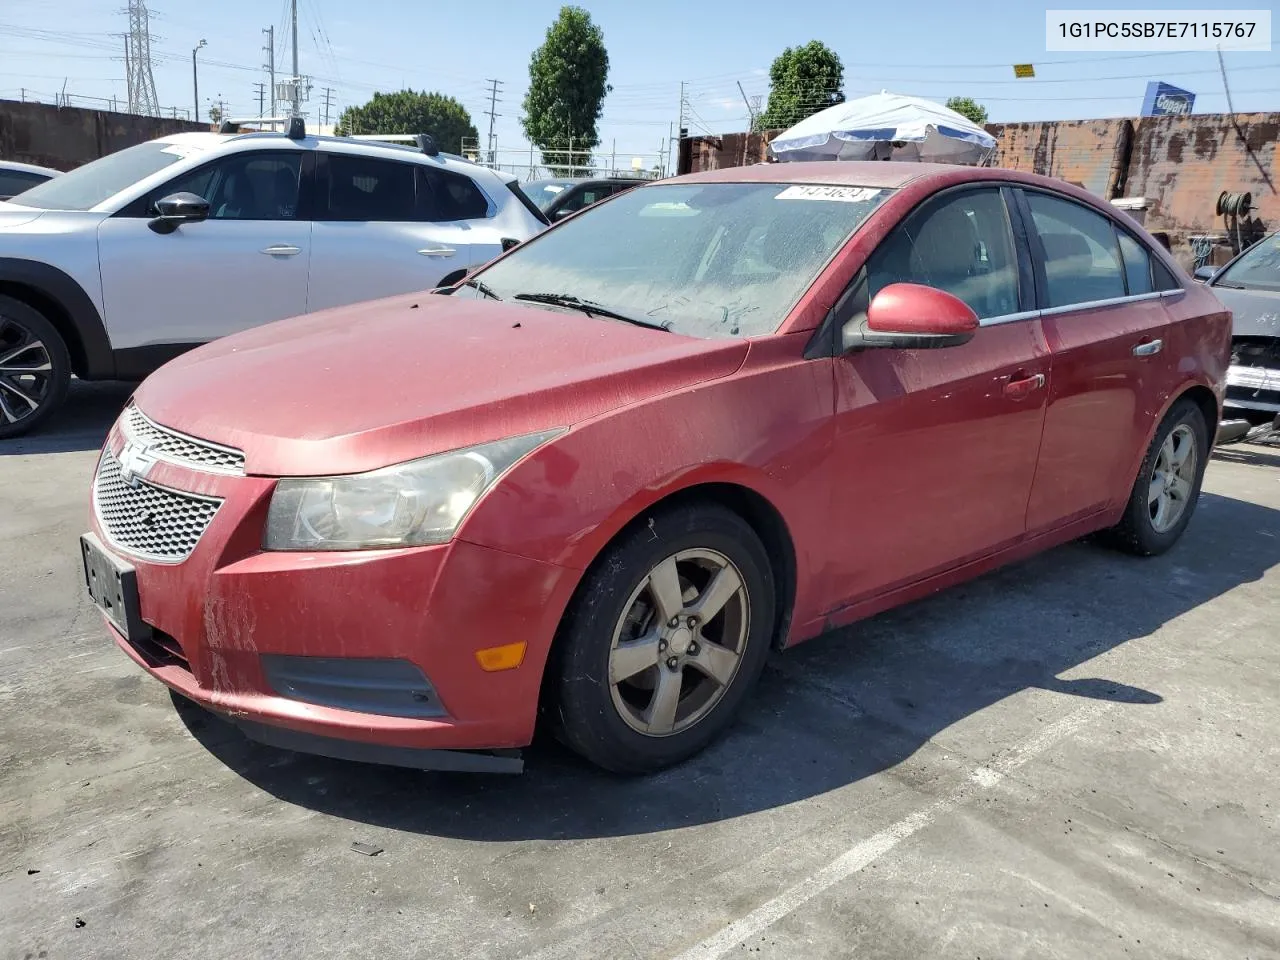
<box><xmin>1017</xmin><ymin>188</ymin><xmax>1182</xmax><ymax>532</ymax></box>
<box><xmin>306</xmin><ymin>152</ymin><xmax>475</xmax><ymax>311</ymax></box>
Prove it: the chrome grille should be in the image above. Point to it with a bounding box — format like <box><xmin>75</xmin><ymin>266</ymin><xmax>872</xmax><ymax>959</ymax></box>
<box><xmin>94</xmin><ymin>448</ymin><xmax>222</xmax><ymax>562</ymax></box>
<box><xmin>121</xmin><ymin>404</ymin><xmax>245</xmax><ymax>475</ymax></box>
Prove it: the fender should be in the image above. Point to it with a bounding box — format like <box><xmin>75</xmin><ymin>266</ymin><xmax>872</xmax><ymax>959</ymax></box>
<box><xmin>0</xmin><ymin>257</ymin><xmax>114</xmax><ymax>378</ymax></box>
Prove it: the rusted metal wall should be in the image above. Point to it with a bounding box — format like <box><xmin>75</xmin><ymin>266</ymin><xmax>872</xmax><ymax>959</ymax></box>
<box><xmin>1125</xmin><ymin>112</ymin><xmax>1278</xmax><ymax>262</ymax></box>
<box><xmin>985</xmin><ymin>119</ymin><xmax>1133</xmax><ymax>200</ymax></box>
<box><xmin>680</xmin><ymin>131</ymin><xmax>779</xmax><ymax>175</ymax></box>
<box><xmin>0</xmin><ymin>99</ymin><xmax>207</xmax><ymax>170</ymax></box>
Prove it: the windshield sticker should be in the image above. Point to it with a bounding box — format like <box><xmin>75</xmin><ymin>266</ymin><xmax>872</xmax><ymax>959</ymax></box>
<box><xmin>160</xmin><ymin>144</ymin><xmax>202</xmax><ymax>158</ymax></box>
<box><xmin>542</xmin><ymin>184</ymin><xmax>565</xmax><ymax>193</ymax></box>
<box><xmin>775</xmin><ymin>185</ymin><xmax>881</xmax><ymax>203</ymax></box>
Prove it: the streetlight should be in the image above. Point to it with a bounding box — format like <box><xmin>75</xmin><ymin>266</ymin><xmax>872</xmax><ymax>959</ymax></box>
<box><xmin>192</xmin><ymin>39</ymin><xmax>207</xmax><ymax>123</ymax></box>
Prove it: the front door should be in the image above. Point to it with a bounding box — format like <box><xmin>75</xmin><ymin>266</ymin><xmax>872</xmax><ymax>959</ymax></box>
<box><xmin>97</xmin><ymin>150</ymin><xmax>312</xmax><ymax>352</ymax></box>
<box><xmin>1017</xmin><ymin>189</ymin><xmax>1179</xmax><ymax>532</ymax></box>
<box><xmin>825</xmin><ymin>186</ymin><xmax>1050</xmax><ymax>606</ymax></box>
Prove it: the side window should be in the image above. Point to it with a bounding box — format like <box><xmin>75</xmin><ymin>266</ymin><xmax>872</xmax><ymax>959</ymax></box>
<box><xmin>0</xmin><ymin>170</ymin><xmax>49</xmax><ymax>198</ymax></box>
<box><xmin>1025</xmin><ymin>192</ymin><xmax>1125</xmax><ymax>307</ymax></box>
<box><xmin>156</xmin><ymin>152</ymin><xmax>301</xmax><ymax>221</ymax></box>
<box><xmin>418</xmin><ymin>167</ymin><xmax>491</xmax><ymax>222</ymax></box>
<box><xmin>323</xmin><ymin>154</ymin><xmax>416</xmax><ymax>222</ymax></box>
<box><xmin>865</xmin><ymin>187</ymin><xmax>1020</xmax><ymax>320</ymax></box>
<box><xmin>1117</xmin><ymin>230</ymin><xmax>1154</xmax><ymax>295</ymax></box>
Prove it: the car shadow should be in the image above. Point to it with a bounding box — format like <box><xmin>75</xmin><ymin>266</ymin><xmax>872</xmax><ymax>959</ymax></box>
<box><xmin>1212</xmin><ymin>442</ymin><xmax>1280</xmax><ymax>470</ymax></box>
<box><xmin>0</xmin><ymin>380</ymin><xmax>134</xmax><ymax>456</ymax></box>
<box><xmin>176</xmin><ymin>488</ymin><xmax>1280</xmax><ymax>841</ymax></box>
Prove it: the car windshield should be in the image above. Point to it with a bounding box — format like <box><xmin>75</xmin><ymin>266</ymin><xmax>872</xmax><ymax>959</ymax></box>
<box><xmin>11</xmin><ymin>141</ymin><xmax>193</xmax><ymax>211</ymax></box>
<box><xmin>523</xmin><ymin>178</ymin><xmax>577</xmax><ymax>211</ymax></box>
<box><xmin>1214</xmin><ymin>233</ymin><xmax>1280</xmax><ymax>292</ymax></box>
<box><xmin>473</xmin><ymin>181</ymin><xmax>894</xmax><ymax>339</ymax></box>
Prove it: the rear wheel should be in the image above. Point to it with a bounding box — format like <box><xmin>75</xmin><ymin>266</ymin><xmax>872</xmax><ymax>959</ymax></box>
<box><xmin>550</xmin><ymin>502</ymin><xmax>775</xmax><ymax>774</ymax></box>
<box><xmin>1104</xmin><ymin>397</ymin><xmax>1209</xmax><ymax>556</ymax></box>
<box><xmin>0</xmin><ymin>295</ymin><xmax>71</xmax><ymax>439</ymax></box>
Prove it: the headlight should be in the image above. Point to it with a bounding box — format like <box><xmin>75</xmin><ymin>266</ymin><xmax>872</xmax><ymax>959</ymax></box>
<box><xmin>263</xmin><ymin>430</ymin><xmax>562</xmax><ymax>551</ymax></box>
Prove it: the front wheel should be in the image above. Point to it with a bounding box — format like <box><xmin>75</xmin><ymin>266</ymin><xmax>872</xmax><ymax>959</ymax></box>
<box><xmin>0</xmin><ymin>295</ymin><xmax>72</xmax><ymax>439</ymax></box>
<box><xmin>550</xmin><ymin>502</ymin><xmax>776</xmax><ymax>774</ymax></box>
<box><xmin>1104</xmin><ymin>397</ymin><xmax>1209</xmax><ymax>556</ymax></box>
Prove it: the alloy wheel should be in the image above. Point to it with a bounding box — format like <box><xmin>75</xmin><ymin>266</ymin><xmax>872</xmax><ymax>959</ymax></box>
<box><xmin>1148</xmin><ymin>423</ymin><xmax>1197</xmax><ymax>533</ymax></box>
<box><xmin>607</xmin><ymin>547</ymin><xmax>751</xmax><ymax>737</ymax></box>
<box><xmin>0</xmin><ymin>316</ymin><xmax>55</xmax><ymax>426</ymax></box>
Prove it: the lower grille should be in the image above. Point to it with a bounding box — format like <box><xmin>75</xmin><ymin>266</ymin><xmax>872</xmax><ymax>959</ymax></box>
<box><xmin>94</xmin><ymin>448</ymin><xmax>222</xmax><ymax>562</ymax></box>
<box><xmin>127</xmin><ymin>627</ymin><xmax>191</xmax><ymax>671</ymax></box>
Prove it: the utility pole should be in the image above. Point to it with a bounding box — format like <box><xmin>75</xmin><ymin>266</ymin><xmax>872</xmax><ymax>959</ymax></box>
<box><xmin>192</xmin><ymin>38</ymin><xmax>206</xmax><ymax>123</ymax></box>
<box><xmin>254</xmin><ymin>82</ymin><xmax>266</xmax><ymax>118</ymax></box>
<box><xmin>483</xmin><ymin>78</ymin><xmax>503</xmax><ymax>167</ymax></box>
<box><xmin>321</xmin><ymin>86</ymin><xmax>334</xmax><ymax>127</ymax></box>
<box><xmin>736</xmin><ymin>80</ymin><xmax>756</xmax><ymax>129</ymax></box>
<box><xmin>262</xmin><ymin>26</ymin><xmax>275</xmax><ymax>117</ymax></box>
<box><xmin>290</xmin><ymin>0</ymin><xmax>300</xmax><ymax>116</ymax></box>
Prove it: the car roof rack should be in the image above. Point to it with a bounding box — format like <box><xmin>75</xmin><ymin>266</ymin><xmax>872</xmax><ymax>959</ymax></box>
<box><xmin>346</xmin><ymin>133</ymin><xmax>440</xmax><ymax>157</ymax></box>
<box><xmin>217</xmin><ymin>116</ymin><xmax>293</xmax><ymax>135</ymax></box>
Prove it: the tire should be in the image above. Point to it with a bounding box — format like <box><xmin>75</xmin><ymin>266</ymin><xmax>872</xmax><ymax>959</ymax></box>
<box><xmin>0</xmin><ymin>295</ymin><xmax>71</xmax><ymax>439</ymax></box>
<box><xmin>549</xmin><ymin>502</ymin><xmax>776</xmax><ymax>775</ymax></box>
<box><xmin>1104</xmin><ymin>397</ymin><xmax>1210</xmax><ymax>556</ymax></box>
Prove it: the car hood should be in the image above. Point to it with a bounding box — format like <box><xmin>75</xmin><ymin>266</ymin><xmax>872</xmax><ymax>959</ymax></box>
<box><xmin>133</xmin><ymin>292</ymin><xmax>749</xmax><ymax>476</ymax></box>
<box><xmin>1214</xmin><ymin>285</ymin><xmax>1280</xmax><ymax>339</ymax></box>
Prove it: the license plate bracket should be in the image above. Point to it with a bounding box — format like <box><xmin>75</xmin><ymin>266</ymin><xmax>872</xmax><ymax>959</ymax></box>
<box><xmin>80</xmin><ymin>532</ymin><xmax>145</xmax><ymax>643</ymax></box>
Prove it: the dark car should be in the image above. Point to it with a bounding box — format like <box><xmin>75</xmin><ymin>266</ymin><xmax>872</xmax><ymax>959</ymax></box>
<box><xmin>0</xmin><ymin>160</ymin><xmax>59</xmax><ymax>202</ymax></box>
<box><xmin>523</xmin><ymin>177</ymin><xmax>642</xmax><ymax>220</ymax></box>
<box><xmin>1197</xmin><ymin>233</ymin><xmax>1280</xmax><ymax>427</ymax></box>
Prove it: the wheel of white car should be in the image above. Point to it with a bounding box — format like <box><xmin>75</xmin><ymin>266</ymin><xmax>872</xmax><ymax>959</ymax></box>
<box><xmin>0</xmin><ymin>295</ymin><xmax>71</xmax><ymax>439</ymax></box>
<box><xmin>550</xmin><ymin>501</ymin><xmax>776</xmax><ymax>774</ymax></box>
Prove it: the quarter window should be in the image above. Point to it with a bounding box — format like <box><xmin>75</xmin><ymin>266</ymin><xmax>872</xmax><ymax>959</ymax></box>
<box><xmin>323</xmin><ymin>154</ymin><xmax>416</xmax><ymax>222</ymax></box>
<box><xmin>418</xmin><ymin>167</ymin><xmax>490</xmax><ymax>222</ymax></box>
<box><xmin>865</xmin><ymin>187</ymin><xmax>1020</xmax><ymax>320</ymax></box>
<box><xmin>1026</xmin><ymin>192</ymin><xmax>1126</xmax><ymax>307</ymax></box>
<box><xmin>1117</xmin><ymin>230</ymin><xmax>1154</xmax><ymax>295</ymax></box>
<box><xmin>157</xmin><ymin>152</ymin><xmax>302</xmax><ymax>221</ymax></box>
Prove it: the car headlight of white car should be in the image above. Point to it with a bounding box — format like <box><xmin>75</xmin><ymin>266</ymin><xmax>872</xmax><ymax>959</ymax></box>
<box><xmin>264</xmin><ymin>430</ymin><xmax>563</xmax><ymax>551</ymax></box>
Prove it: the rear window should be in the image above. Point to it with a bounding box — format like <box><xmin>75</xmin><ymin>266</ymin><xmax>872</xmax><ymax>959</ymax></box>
<box><xmin>1214</xmin><ymin>233</ymin><xmax>1280</xmax><ymax>292</ymax></box>
<box><xmin>12</xmin><ymin>141</ymin><xmax>192</xmax><ymax>211</ymax></box>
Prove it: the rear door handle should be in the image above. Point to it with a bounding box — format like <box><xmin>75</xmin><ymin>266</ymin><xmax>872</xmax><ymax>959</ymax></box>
<box><xmin>1004</xmin><ymin>373</ymin><xmax>1046</xmax><ymax>398</ymax></box>
<box><xmin>418</xmin><ymin>246</ymin><xmax>456</xmax><ymax>258</ymax></box>
<box><xmin>260</xmin><ymin>244</ymin><xmax>302</xmax><ymax>257</ymax></box>
<box><xmin>1133</xmin><ymin>338</ymin><xmax>1164</xmax><ymax>357</ymax></box>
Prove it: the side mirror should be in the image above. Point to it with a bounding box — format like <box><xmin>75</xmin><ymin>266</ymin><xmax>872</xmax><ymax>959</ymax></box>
<box><xmin>148</xmin><ymin>192</ymin><xmax>210</xmax><ymax>234</ymax></box>
<box><xmin>1192</xmin><ymin>265</ymin><xmax>1217</xmax><ymax>283</ymax></box>
<box><xmin>851</xmin><ymin>283</ymin><xmax>979</xmax><ymax>350</ymax></box>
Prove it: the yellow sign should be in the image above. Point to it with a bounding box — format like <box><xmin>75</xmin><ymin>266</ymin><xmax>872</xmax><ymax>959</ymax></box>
<box><xmin>1013</xmin><ymin>63</ymin><xmax>1036</xmax><ymax>78</ymax></box>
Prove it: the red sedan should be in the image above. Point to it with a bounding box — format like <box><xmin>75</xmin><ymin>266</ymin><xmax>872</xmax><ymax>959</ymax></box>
<box><xmin>81</xmin><ymin>162</ymin><xmax>1230</xmax><ymax>774</ymax></box>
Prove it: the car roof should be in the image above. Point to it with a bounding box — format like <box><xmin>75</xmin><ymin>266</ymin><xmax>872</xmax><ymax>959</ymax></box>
<box><xmin>0</xmin><ymin>159</ymin><xmax>61</xmax><ymax>177</ymax></box>
<box><xmin>678</xmin><ymin>161</ymin><xmax>990</xmax><ymax>189</ymax></box>
<box><xmin>151</xmin><ymin>130</ymin><xmax>514</xmax><ymax>183</ymax></box>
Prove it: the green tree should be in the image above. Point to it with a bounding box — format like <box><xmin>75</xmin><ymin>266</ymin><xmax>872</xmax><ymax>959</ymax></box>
<box><xmin>756</xmin><ymin>41</ymin><xmax>844</xmax><ymax>132</ymax></box>
<box><xmin>336</xmin><ymin>90</ymin><xmax>479</xmax><ymax>154</ymax></box>
<box><xmin>521</xmin><ymin>6</ymin><xmax>611</xmax><ymax>176</ymax></box>
<box><xmin>945</xmin><ymin>96</ymin><xmax>989</xmax><ymax>127</ymax></box>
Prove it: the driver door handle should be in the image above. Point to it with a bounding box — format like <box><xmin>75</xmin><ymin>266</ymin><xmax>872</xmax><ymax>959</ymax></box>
<box><xmin>418</xmin><ymin>246</ymin><xmax>456</xmax><ymax>258</ymax></box>
<box><xmin>260</xmin><ymin>244</ymin><xmax>301</xmax><ymax>257</ymax></box>
<box><xmin>1004</xmin><ymin>373</ymin><xmax>1046</xmax><ymax>398</ymax></box>
<box><xmin>1133</xmin><ymin>338</ymin><xmax>1164</xmax><ymax>357</ymax></box>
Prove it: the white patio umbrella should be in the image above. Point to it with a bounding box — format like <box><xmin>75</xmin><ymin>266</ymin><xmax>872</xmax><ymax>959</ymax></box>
<box><xmin>769</xmin><ymin>91</ymin><xmax>996</xmax><ymax>164</ymax></box>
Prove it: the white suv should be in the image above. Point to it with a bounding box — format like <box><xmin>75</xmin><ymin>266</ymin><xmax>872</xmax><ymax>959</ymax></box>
<box><xmin>0</xmin><ymin>125</ymin><xmax>548</xmax><ymax>437</ymax></box>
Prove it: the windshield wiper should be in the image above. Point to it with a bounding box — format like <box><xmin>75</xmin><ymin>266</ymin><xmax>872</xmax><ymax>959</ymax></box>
<box><xmin>460</xmin><ymin>277</ymin><xmax>502</xmax><ymax>300</ymax></box>
<box><xmin>512</xmin><ymin>293</ymin><xmax>671</xmax><ymax>331</ymax></box>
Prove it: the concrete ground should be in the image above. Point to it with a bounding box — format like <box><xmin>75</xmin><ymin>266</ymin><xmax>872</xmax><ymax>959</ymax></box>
<box><xmin>2</xmin><ymin>381</ymin><xmax>1278</xmax><ymax>960</ymax></box>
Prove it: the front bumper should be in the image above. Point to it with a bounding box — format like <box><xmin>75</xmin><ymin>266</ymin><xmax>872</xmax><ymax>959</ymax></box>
<box><xmin>1224</xmin><ymin>363</ymin><xmax>1280</xmax><ymax>415</ymax></box>
<box><xmin>88</xmin><ymin>422</ymin><xmax>579</xmax><ymax>770</ymax></box>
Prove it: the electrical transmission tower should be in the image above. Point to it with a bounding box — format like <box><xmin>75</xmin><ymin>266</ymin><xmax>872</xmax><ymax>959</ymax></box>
<box><xmin>321</xmin><ymin>87</ymin><xmax>335</xmax><ymax>127</ymax></box>
<box><xmin>122</xmin><ymin>0</ymin><xmax>161</xmax><ymax>116</ymax></box>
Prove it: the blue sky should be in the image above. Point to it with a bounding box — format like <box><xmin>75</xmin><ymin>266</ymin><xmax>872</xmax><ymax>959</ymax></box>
<box><xmin>2</xmin><ymin>0</ymin><xmax>1277</xmax><ymax>166</ymax></box>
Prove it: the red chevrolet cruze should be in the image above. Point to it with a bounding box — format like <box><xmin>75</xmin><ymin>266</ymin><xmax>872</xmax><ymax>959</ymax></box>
<box><xmin>81</xmin><ymin>162</ymin><xmax>1230</xmax><ymax>774</ymax></box>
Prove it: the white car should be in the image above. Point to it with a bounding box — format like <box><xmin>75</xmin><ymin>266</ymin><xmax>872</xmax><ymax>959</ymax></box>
<box><xmin>0</xmin><ymin>124</ymin><xmax>548</xmax><ymax>436</ymax></box>
<box><xmin>0</xmin><ymin>160</ymin><xmax>60</xmax><ymax>202</ymax></box>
